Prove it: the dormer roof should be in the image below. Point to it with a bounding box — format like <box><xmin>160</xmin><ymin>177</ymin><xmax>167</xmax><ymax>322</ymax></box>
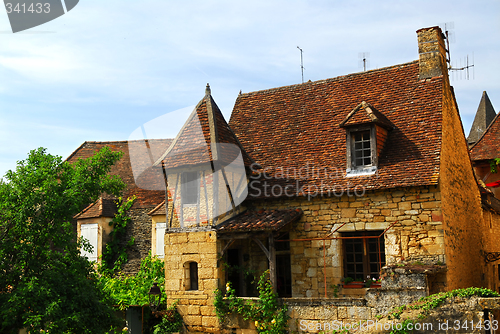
<box><xmin>339</xmin><ymin>101</ymin><xmax>394</xmax><ymax>129</ymax></box>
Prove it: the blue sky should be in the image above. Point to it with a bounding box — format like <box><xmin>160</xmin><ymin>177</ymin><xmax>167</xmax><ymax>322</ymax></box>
<box><xmin>0</xmin><ymin>0</ymin><xmax>499</xmax><ymax>177</ymax></box>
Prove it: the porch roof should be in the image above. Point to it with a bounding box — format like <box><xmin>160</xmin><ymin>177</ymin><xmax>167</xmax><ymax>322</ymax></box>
<box><xmin>216</xmin><ymin>209</ymin><xmax>302</xmax><ymax>233</ymax></box>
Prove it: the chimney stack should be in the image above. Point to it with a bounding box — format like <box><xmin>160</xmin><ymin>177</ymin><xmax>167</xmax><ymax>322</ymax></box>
<box><xmin>417</xmin><ymin>26</ymin><xmax>447</xmax><ymax>80</ymax></box>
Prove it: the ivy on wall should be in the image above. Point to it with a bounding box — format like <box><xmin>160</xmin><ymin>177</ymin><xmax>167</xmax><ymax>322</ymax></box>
<box><xmin>214</xmin><ymin>270</ymin><xmax>290</xmax><ymax>334</ymax></box>
<box><xmin>99</xmin><ymin>196</ymin><xmax>136</xmax><ymax>275</ymax></box>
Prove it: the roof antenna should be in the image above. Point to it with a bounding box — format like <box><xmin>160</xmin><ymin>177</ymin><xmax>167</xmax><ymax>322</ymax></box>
<box><xmin>297</xmin><ymin>46</ymin><xmax>304</xmax><ymax>83</ymax></box>
<box><xmin>358</xmin><ymin>52</ymin><xmax>370</xmax><ymax>71</ymax></box>
<box><xmin>441</xmin><ymin>22</ymin><xmax>475</xmax><ymax>80</ymax></box>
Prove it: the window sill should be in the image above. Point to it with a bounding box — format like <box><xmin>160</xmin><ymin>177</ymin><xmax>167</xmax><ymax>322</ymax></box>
<box><xmin>346</xmin><ymin>166</ymin><xmax>377</xmax><ymax>177</ymax></box>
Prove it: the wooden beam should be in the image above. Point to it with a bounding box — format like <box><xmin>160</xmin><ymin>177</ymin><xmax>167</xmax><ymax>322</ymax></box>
<box><xmin>268</xmin><ymin>234</ymin><xmax>277</xmax><ymax>291</ymax></box>
<box><xmin>220</xmin><ymin>239</ymin><xmax>236</xmax><ymax>258</ymax></box>
<box><xmin>252</xmin><ymin>237</ymin><xmax>270</xmax><ymax>260</ymax></box>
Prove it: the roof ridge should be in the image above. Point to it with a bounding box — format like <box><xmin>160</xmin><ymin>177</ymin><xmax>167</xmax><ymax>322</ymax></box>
<box><xmin>238</xmin><ymin>60</ymin><xmax>419</xmax><ymax>97</ymax></box>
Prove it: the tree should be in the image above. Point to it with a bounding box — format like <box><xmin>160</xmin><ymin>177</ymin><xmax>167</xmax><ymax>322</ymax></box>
<box><xmin>0</xmin><ymin>147</ymin><xmax>126</xmax><ymax>333</ymax></box>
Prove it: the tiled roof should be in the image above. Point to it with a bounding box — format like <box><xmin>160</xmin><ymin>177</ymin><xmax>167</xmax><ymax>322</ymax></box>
<box><xmin>216</xmin><ymin>209</ymin><xmax>303</xmax><ymax>233</ymax></box>
<box><xmin>159</xmin><ymin>85</ymin><xmax>256</xmax><ymax>170</ymax></box>
<box><xmin>66</xmin><ymin>140</ymin><xmax>171</xmax><ymax>208</ymax></box>
<box><xmin>229</xmin><ymin>61</ymin><xmax>443</xmax><ymax>196</ymax></box>
<box><xmin>148</xmin><ymin>200</ymin><xmax>166</xmax><ymax>216</ymax></box>
<box><xmin>467</xmin><ymin>91</ymin><xmax>497</xmax><ymax>144</ymax></box>
<box><xmin>470</xmin><ymin>111</ymin><xmax>500</xmax><ymax>161</ymax></box>
<box><xmin>74</xmin><ymin>198</ymin><xmax>117</xmax><ymax>219</ymax></box>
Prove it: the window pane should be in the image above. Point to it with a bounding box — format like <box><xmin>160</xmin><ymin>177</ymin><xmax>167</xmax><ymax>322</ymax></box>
<box><xmin>182</xmin><ymin>172</ymin><xmax>199</xmax><ymax>205</ymax></box>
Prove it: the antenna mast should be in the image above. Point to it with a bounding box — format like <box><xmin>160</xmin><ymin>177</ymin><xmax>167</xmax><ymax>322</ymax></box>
<box><xmin>442</xmin><ymin>22</ymin><xmax>474</xmax><ymax>80</ymax></box>
<box><xmin>297</xmin><ymin>46</ymin><xmax>304</xmax><ymax>83</ymax></box>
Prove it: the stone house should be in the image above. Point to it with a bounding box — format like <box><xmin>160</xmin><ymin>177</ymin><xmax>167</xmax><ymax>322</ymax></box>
<box><xmin>69</xmin><ymin>26</ymin><xmax>500</xmax><ymax>333</ymax></box>
<box><xmin>468</xmin><ymin>95</ymin><xmax>500</xmax><ymax>294</ymax></box>
<box><xmin>155</xmin><ymin>26</ymin><xmax>500</xmax><ymax>333</ymax></box>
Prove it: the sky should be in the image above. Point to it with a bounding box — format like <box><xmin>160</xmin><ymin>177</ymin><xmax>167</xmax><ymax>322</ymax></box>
<box><xmin>0</xmin><ymin>0</ymin><xmax>499</xmax><ymax>178</ymax></box>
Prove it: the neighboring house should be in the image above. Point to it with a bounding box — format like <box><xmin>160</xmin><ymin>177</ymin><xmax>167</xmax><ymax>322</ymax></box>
<box><xmin>468</xmin><ymin>96</ymin><xmax>500</xmax><ymax>294</ymax></box>
<box><xmin>157</xmin><ymin>26</ymin><xmax>500</xmax><ymax>333</ymax></box>
<box><xmin>68</xmin><ymin>139</ymin><xmax>171</xmax><ymax>274</ymax></box>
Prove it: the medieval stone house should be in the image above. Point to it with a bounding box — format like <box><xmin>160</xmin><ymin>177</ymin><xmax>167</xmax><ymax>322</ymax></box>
<box><xmin>70</xmin><ymin>26</ymin><xmax>500</xmax><ymax>333</ymax></box>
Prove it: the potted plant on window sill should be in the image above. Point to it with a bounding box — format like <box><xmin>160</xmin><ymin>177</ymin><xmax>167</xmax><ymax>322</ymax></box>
<box><xmin>365</xmin><ymin>278</ymin><xmax>382</xmax><ymax>288</ymax></box>
<box><xmin>341</xmin><ymin>277</ymin><xmax>364</xmax><ymax>289</ymax></box>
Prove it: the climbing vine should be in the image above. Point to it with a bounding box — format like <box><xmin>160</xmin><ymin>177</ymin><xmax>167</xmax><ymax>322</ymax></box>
<box><xmin>214</xmin><ymin>270</ymin><xmax>289</xmax><ymax>334</ymax></box>
<box><xmin>98</xmin><ymin>253</ymin><xmax>166</xmax><ymax>310</ymax></box>
<box><xmin>99</xmin><ymin>196</ymin><xmax>136</xmax><ymax>275</ymax></box>
<box><xmin>489</xmin><ymin>158</ymin><xmax>500</xmax><ymax>173</ymax></box>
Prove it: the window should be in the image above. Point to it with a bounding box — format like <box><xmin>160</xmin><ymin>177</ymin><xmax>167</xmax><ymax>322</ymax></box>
<box><xmin>343</xmin><ymin>231</ymin><xmax>385</xmax><ymax>281</ymax></box>
<box><xmin>276</xmin><ymin>233</ymin><xmax>292</xmax><ymax>297</ymax></box>
<box><xmin>346</xmin><ymin>126</ymin><xmax>378</xmax><ymax>175</ymax></box>
<box><xmin>181</xmin><ymin>171</ymin><xmax>199</xmax><ymax>205</ymax></box>
<box><xmin>155</xmin><ymin>222</ymin><xmax>166</xmax><ymax>259</ymax></box>
<box><xmin>80</xmin><ymin>223</ymin><xmax>98</xmax><ymax>262</ymax></box>
<box><xmin>189</xmin><ymin>262</ymin><xmax>198</xmax><ymax>290</ymax></box>
<box><xmin>352</xmin><ymin>130</ymin><xmax>372</xmax><ymax>167</ymax></box>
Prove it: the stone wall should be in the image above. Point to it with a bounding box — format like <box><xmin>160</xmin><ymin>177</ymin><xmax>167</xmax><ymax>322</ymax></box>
<box><xmin>247</xmin><ymin>185</ymin><xmax>446</xmax><ymax>298</ymax></box>
<box><xmin>439</xmin><ymin>45</ymin><xmax>485</xmax><ymax>290</ymax></box>
<box><xmin>121</xmin><ymin>208</ymin><xmax>155</xmax><ymax>275</ymax></box>
<box><xmin>164</xmin><ymin>230</ymin><xmax>220</xmax><ymax>333</ymax></box>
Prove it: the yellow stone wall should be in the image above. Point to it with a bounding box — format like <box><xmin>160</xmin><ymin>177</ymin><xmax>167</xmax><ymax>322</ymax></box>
<box><xmin>249</xmin><ymin>185</ymin><xmax>445</xmax><ymax>298</ymax></box>
<box><xmin>164</xmin><ymin>230</ymin><xmax>220</xmax><ymax>333</ymax></box>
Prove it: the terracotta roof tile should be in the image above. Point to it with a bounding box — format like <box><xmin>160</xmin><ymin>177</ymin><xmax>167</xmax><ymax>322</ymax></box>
<box><xmin>470</xmin><ymin>111</ymin><xmax>500</xmax><ymax>161</ymax></box>
<box><xmin>66</xmin><ymin>140</ymin><xmax>171</xmax><ymax>208</ymax></box>
<box><xmin>148</xmin><ymin>200</ymin><xmax>166</xmax><ymax>216</ymax></box>
<box><xmin>217</xmin><ymin>209</ymin><xmax>303</xmax><ymax>233</ymax></box>
<box><xmin>74</xmin><ymin>198</ymin><xmax>118</xmax><ymax>219</ymax></box>
<box><xmin>229</xmin><ymin>61</ymin><xmax>443</xmax><ymax>196</ymax></box>
<box><xmin>160</xmin><ymin>86</ymin><xmax>256</xmax><ymax>170</ymax></box>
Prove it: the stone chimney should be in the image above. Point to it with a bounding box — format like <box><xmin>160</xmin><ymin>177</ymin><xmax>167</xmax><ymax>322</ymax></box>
<box><xmin>416</xmin><ymin>26</ymin><xmax>447</xmax><ymax>80</ymax></box>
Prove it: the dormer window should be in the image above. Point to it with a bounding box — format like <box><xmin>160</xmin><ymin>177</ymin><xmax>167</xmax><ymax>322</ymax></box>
<box><xmin>346</xmin><ymin>126</ymin><xmax>377</xmax><ymax>175</ymax></box>
<box><xmin>352</xmin><ymin>130</ymin><xmax>372</xmax><ymax>167</ymax></box>
<box><xmin>339</xmin><ymin>102</ymin><xmax>394</xmax><ymax>176</ymax></box>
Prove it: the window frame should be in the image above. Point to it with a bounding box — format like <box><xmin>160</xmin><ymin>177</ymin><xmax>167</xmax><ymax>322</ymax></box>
<box><xmin>346</xmin><ymin>125</ymin><xmax>378</xmax><ymax>175</ymax></box>
<box><xmin>342</xmin><ymin>231</ymin><xmax>385</xmax><ymax>281</ymax></box>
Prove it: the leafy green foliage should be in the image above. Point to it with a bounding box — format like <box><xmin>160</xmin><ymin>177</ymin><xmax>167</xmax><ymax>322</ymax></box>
<box><xmin>385</xmin><ymin>287</ymin><xmax>500</xmax><ymax>332</ymax></box>
<box><xmin>214</xmin><ymin>270</ymin><xmax>289</xmax><ymax>334</ymax></box>
<box><xmin>0</xmin><ymin>147</ymin><xmax>125</xmax><ymax>333</ymax></box>
<box><xmin>490</xmin><ymin>158</ymin><xmax>500</xmax><ymax>173</ymax></box>
<box><xmin>152</xmin><ymin>300</ymin><xmax>183</xmax><ymax>334</ymax></box>
<box><xmin>98</xmin><ymin>253</ymin><xmax>166</xmax><ymax>310</ymax></box>
<box><xmin>99</xmin><ymin>196</ymin><xmax>136</xmax><ymax>275</ymax></box>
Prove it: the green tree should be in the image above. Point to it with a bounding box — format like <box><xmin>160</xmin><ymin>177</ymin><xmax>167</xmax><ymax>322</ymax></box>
<box><xmin>0</xmin><ymin>147</ymin><xmax>125</xmax><ymax>333</ymax></box>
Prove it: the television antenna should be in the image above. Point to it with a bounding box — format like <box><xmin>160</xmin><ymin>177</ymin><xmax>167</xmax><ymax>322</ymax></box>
<box><xmin>441</xmin><ymin>22</ymin><xmax>475</xmax><ymax>80</ymax></box>
<box><xmin>297</xmin><ymin>46</ymin><xmax>305</xmax><ymax>83</ymax></box>
<box><xmin>358</xmin><ymin>52</ymin><xmax>370</xmax><ymax>71</ymax></box>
